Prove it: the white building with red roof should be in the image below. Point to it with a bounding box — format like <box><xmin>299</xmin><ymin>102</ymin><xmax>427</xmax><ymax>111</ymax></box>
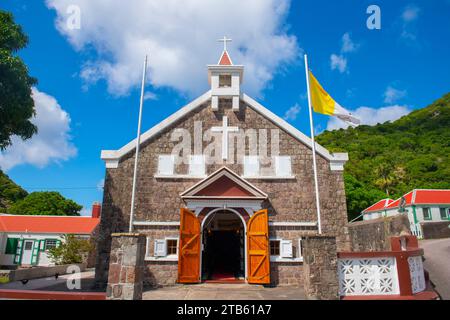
<box><xmin>0</xmin><ymin>204</ymin><xmax>100</xmax><ymax>267</ymax></box>
<box><xmin>362</xmin><ymin>189</ymin><xmax>450</xmax><ymax>238</ymax></box>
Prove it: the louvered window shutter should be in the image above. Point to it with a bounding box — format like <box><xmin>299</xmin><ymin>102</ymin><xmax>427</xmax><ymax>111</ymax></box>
<box><xmin>280</xmin><ymin>240</ymin><xmax>293</xmax><ymax>258</ymax></box>
<box><xmin>157</xmin><ymin>155</ymin><xmax>175</xmax><ymax>176</ymax></box>
<box><xmin>154</xmin><ymin>239</ymin><xmax>167</xmax><ymax>257</ymax></box>
<box><xmin>275</xmin><ymin>156</ymin><xmax>292</xmax><ymax>177</ymax></box>
<box><xmin>189</xmin><ymin>155</ymin><xmax>205</xmax><ymax>176</ymax></box>
<box><xmin>244</xmin><ymin>156</ymin><xmax>260</xmax><ymax>177</ymax></box>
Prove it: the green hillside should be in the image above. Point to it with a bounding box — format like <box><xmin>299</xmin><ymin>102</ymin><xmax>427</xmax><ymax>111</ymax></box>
<box><xmin>317</xmin><ymin>92</ymin><xmax>450</xmax><ymax>221</ymax></box>
<box><xmin>0</xmin><ymin>170</ymin><xmax>28</xmax><ymax>212</ymax></box>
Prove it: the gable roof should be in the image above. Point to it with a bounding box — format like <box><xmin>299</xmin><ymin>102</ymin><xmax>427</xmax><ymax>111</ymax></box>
<box><xmin>181</xmin><ymin>167</ymin><xmax>267</xmax><ymax>200</ymax></box>
<box><xmin>218</xmin><ymin>50</ymin><xmax>233</xmax><ymax>65</ymax></box>
<box><xmin>0</xmin><ymin>214</ymin><xmax>99</xmax><ymax>234</ymax></box>
<box><xmin>362</xmin><ymin>198</ymin><xmax>393</xmax><ymax>213</ymax></box>
<box><xmin>362</xmin><ymin>189</ymin><xmax>450</xmax><ymax>214</ymax></box>
<box><xmin>100</xmin><ymin>91</ymin><xmax>348</xmax><ymax>169</ymax></box>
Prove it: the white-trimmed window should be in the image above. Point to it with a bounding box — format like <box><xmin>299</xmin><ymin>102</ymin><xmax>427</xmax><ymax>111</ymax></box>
<box><xmin>298</xmin><ymin>238</ymin><xmax>303</xmax><ymax>258</ymax></box>
<box><xmin>243</xmin><ymin>155</ymin><xmax>260</xmax><ymax>177</ymax></box>
<box><xmin>274</xmin><ymin>156</ymin><xmax>292</xmax><ymax>177</ymax></box>
<box><xmin>422</xmin><ymin>207</ymin><xmax>432</xmax><ymax>221</ymax></box>
<box><xmin>157</xmin><ymin>155</ymin><xmax>175</xmax><ymax>176</ymax></box>
<box><xmin>45</xmin><ymin>239</ymin><xmax>58</xmax><ymax>250</ymax></box>
<box><xmin>151</xmin><ymin>238</ymin><xmax>179</xmax><ymax>258</ymax></box>
<box><xmin>189</xmin><ymin>155</ymin><xmax>206</xmax><ymax>177</ymax></box>
<box><xmin>219</xmin><ymin>74</ymin><xmax>232</xmax><ymax>87</ymax></box>
<box><xmin>270</xmin><ymin>239</ymin><xmax>293</xmax><ymax>258</ymax></box>
<box><xmin>440</xmin><ymin>208</ymin><xmax>449</xmax><ymax>220</ymax></box>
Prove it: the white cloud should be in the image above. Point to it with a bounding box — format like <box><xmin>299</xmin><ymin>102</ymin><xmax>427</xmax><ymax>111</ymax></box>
<box><xmin>330</xmin><ymin>54</ymin><xmax>347</xmax><ymax>73</ymax></box>
<box><xmin>80</xmin><ymin>207</ymin><xmax>91</xmax><ymax>217</ymax></box>
<box><xmin>402</xmin><ymin>5</ymin><xmax>420</xmax><ymax>22</ymax></box>
<box><xmin>384</xmin><ymin>86</ymin><xmax>407</xmax><ymax>104</ymax></box>
<box><xmin>341</xmin><ymin>33</ymin><xmax>359</xmax><ymax>53</ymax></box>
<box><xmin>283</xmin><ymin>103</ymin><xmax>301</xmax><ymax>121</ymax></box>
<box><xmin>400</xmin><ymin>5</ymin><xmax>420</xmax><ymax>42</ymax></box>
<box><xmin>326</xmin><ymin>105</ymin><xmax>412</xmax><ymax>131</ymax></box>
<box><xmin>0</xmin><ymin>88</ymin><xmax>77</xmax><ymax>171</ymax></box>
<box><xmin>143</xmin><ymin>92</ymin><xmax>158</xmax><ymax>101</ymax></box>
<box><xmin>46</xmin><ymin>0</ymin><xmax>299</xmax><ymax>97</ymax></box>
<box><xmin>330</xmin><ymin>33</ymin><xmax>358</xmax><ymax>73</ymax></box>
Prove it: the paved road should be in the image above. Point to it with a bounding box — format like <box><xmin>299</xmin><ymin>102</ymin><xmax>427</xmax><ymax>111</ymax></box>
<box><xmin>143</xmin><ymin>283</ymin><xmax>306</xmax><ymax>300</ymax></box>
<box><xmin>0</xmin><ymin>271</ymin><xmax>99</xmax><ymax>292</ymax></box>
<box><xmin>420</xmin><ymin>238</ymin><xmax>450</xmax><ymax>300</ymax></box>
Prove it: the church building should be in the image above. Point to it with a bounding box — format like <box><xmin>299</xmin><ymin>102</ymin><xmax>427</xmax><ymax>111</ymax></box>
<box><xmin>95</xmin><ymin>43</ymin><xmax>349</xmax><ymax>287</ymax></box>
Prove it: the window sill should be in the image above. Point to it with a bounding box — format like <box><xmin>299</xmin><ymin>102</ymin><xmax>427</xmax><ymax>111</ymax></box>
<box><xmin>270</xmin><ymin>256</ymin><xmax>303</xmax><ymax>263</ymax></box>
<box><xmin>242</xmin><ymin>176</ymin><xmax>296</xmax><ymax>180</ymax></box>
<box><xmin>145</xmin><ymin>256</ymin><xmax>178</xmax><ymax>262</ymax></box>
<box><xmin>154</xmin><ymin>175</ymin><xmax>207</xmax><ymax>179</ymax></box>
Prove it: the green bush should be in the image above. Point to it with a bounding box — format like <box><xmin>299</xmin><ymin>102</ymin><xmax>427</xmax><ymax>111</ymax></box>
<box><xmin>47</xmin><ymin>235</ymin><xmax>94</xmax><ymax>265</ymax></box>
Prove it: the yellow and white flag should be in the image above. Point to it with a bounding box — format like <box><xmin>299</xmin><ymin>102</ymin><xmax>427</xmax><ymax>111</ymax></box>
<box><xmin>309</xmin><ymin>71</ymin><xmax>360</xmax><ymax>125</ymax></box>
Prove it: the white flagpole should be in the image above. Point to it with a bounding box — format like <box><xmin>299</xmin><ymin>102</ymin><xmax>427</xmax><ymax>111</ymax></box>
<box><xmin>304</xmin><ymin>54</ymin><xmax>322</xmax><ymax>235</ymax></box>
<box><xmin>129</xmin><ymin>55</ymin><xmax>148</xmax><ymax>233</ymax></box>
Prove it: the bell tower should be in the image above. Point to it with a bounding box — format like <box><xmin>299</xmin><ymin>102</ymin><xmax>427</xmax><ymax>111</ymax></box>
<box><xmin>208</xmin><ymin>36</ymin><xmax>244</xmax><ymax>112</ymax></box>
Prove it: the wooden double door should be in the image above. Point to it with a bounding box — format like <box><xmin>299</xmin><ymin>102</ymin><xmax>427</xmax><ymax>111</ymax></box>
<box><xmin>177</xmin><ymin>208</ymin><xmax>270</xmax><ymax>284</ymax></box>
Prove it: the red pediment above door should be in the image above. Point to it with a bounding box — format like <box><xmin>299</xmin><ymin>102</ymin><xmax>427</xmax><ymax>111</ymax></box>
<box><xmin>181</xmin><ymin>167</ymin><xmax>267</xmax><ymax>200</ymax></box>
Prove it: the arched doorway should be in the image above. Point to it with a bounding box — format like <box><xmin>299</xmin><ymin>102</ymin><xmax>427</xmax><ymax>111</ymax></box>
<box><xmin>201</xmin><ymin>209</ymin><xmax>246</xmax><ymax>282</ymax></box>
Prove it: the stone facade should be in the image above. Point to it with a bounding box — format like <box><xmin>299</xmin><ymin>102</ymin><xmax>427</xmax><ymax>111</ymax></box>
<box><xmin>95</xmin><ymin>98</ymin><xmax>348</xmax><ymax>287</ymax></box>
<box><xmin>346</xmin><ymin>215</ymin><xmax>411</xmax><ymax>252</ymax></box>
<box><xmin>302</xmin><ymin>236</ymin><xmax>339</xmax><ymax>300</ymax></box>
<box><xmin>106</xmin><ymin>233</ymin><xmax>146</xmax><ymax>300</ymax></box>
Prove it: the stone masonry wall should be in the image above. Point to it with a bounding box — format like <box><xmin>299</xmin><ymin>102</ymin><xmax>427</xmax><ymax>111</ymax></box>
<box><xmin>302</xmin><ymin>236</ymin><xmax>338</xmax><ymax>300</ymax></box>
<box><xmin>95</xmin><ymin>99</ymin><xmax>348</xmax><ymax>286</ymax></box>
<box><xmin>346</xmin><ymin>215</ymin><xmax>411</xmax><ymax>252</ymax></box>
<box><xmin>106</xmin><ymin>233</ymin><xmax>146</xmax><ymax>300</ymax></box>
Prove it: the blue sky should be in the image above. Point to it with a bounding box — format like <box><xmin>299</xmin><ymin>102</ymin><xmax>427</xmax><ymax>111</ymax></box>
<box><xmin>1</xmin><ymin>0</ymin><xmax>449</xmax><ymax>215</ymax></box>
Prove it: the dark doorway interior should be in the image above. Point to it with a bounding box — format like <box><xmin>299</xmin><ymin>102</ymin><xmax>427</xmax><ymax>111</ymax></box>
<box><xmin>202</xmin><ymin>211</ymin><xmax>244</xmax><ymax>282</ymax></box>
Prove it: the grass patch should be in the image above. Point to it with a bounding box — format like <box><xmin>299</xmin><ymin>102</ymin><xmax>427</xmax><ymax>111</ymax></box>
<box><xmin>0</xmin><ymin>276</ymin><xmax>10</xmax><ymax>284</ymax></box>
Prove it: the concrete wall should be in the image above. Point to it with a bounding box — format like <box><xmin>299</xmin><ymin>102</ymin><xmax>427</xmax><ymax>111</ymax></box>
<box><xmin>346</xmin><ymin>215</ymin><xmax>411</xmax><ymax>252</ymax></box>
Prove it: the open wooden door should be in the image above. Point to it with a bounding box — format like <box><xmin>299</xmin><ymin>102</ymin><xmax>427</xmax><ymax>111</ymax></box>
<box><xmin>178</xmin><ymin>208</ymin><xmax>201</xmax><ymax>283</ymax></box>
<box><xmin>247</xmin><ymin>209</ymin><xmax>270</xmax><ymax>284</ymax></box>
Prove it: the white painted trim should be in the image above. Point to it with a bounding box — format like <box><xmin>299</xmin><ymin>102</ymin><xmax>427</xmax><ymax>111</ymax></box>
<box><xmin>185</xmin><ymin>199</ymin><xmax>263</xmax><ymax>214</ymax></box>
<box><xmin>100</xmin><ymin>90</ymin><xmax>348</xmax><ymax>171</ymax></box>
<box><xmin>269</xmin><ymin>221</ymin><xmax>317</xmax><ymax>227</ymax></box>
<box><xmin>154</xmin><ymin>175</ymin><xmax>207</xmax><ymax>179</ymax></box>
<box><xmin>270</xmin><ymin>256</ymin><xmax>303</xmax><ymax>263</ymax></box>
<box><xmin>200</xmin><ymin>208</ymin><xmax>247</xmax><ymax>282</ymax></box>
<box><xmin>242</xmin><ymin>175</ymin><xmax>296</xmax><ymax>180</ymax></box>
<box><xmin>133</xmin><ymin>221</ymin><xmax>180</xmax><ymax>226</ymax></box>
<box><xmin>101</xmin><ymin>90</ymin><xmax>212</xmax><ymax>161</ymax></box>
<box><xmin>145</xmin><ymin>256</ymin><xmax>178</xmax><ymax>262</ymax></box>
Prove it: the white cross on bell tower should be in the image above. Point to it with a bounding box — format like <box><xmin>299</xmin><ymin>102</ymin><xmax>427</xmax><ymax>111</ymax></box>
<box><xmin>218</xmin><ymin>36</ymin><xmax>232</xmax><ymax>52</ymax></box>
<box><xmin>208</xmin><ymin>37</ymin><xmax>244</xmax><ymax>112</ymax></box>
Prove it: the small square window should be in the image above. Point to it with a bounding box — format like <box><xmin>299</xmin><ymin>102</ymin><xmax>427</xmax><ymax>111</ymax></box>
<box><xmin>219</xmin><ymin>75</ymin><xmax>232</xmax><ymax>87</ymax></box>
<box><xmin>157</xmin><ymin>155</ymin><xmax>175</xmax><ymax>176</ymax></box>
<box><xmin>243</xmin><ymin>156</ymin><xmax>260</xmax><ymax>177</ymax></box>
<box><xmin>45</xmin><ymin>239</ymin><xmax>58</xmax><ymax>250</ymax></box>
<box><xmin>167</xmin><ymin>239</ymin><xmax>178</xmax><ymax>255</ymax></box>
<box><xmin>440</xmin><ymin>208</ymin><xmax>449</xmax><ymax>220</ymax></box>
<box><xmin>423</xmin><ymin>207</ymin><xmax>432</xmax><ymax>220</ymax></box>
<box><xmin>270</xmin><ymin>240</ymin><xmax>280</xmax><ymax>256</ymax></box>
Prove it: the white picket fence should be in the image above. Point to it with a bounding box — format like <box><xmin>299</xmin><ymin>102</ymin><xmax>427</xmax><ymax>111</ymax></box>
<box><xmin>410</xmin><ymin>223</ymin><xmax>423</xmax><ymax>239</ymax></box>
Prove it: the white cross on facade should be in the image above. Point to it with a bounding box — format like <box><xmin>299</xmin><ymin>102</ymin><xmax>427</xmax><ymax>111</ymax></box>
<box><xmin>218</xmin><ymin>36</ymin><xmax>232</xmax><ymax>51</ymax></box>
<box><xmin>211</xmin><ymin>116</ymin><xmax>239</xmax><ymax>160</ymax></box>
